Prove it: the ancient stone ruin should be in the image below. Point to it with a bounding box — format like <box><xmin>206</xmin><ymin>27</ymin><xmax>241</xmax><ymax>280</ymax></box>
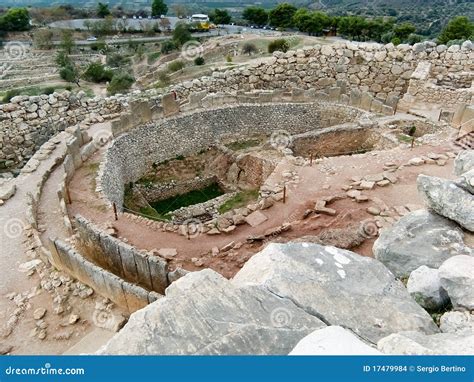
<box><xmin>0</xmin><ymin>40</ymin><xmax>472</xmax><ymax>356</ymax></box>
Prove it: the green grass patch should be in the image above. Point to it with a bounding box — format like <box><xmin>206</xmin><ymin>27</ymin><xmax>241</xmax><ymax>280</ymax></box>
<box><xmin>150</xmin><ymin>182</ymin><xmax>225</xmax><ymax>215</ymax></box>
<box><xmin>218</xmin><ymin>189</ymin><xmax>259</xmax><ymax>214</ymax></box>
<box><xmin>225</xmin><ymin>139</ymin><xmax>261</xmax><ymax>151</ymax></box>
<box><xmin>147</xmin><ymin>51</ymin><xmax>161</xmax><ymax>65</ymax></box>
<box><xmin>397</xmin><ymin>134</ymin><xmax>414</xmax><ymax>143</ymax></box>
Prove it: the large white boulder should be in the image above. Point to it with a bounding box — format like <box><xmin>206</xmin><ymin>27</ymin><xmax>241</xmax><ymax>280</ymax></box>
<box><xmin>373</xmin><ymin>210</ymin><xmax>471</xmax><ymax>278</ymax></box>
<box><xmin>407</xmin><ymin>266</ymin><xmax>449</xmax><ymax>310</ymax></box>
<box><xmin>99</xmin><ymin>269</ymin><xmax>325</xmax><ymax>355</ymax></box>
<box><xmin>439</xmin><ymin>255</ymin><xmax>474</xmax><ymax>310</ymax></box>
<box><xmin>233</xmin><ymin>243</ymin><xmax>439</xmax><ymax>343</ymax></box>
<box><xmin>440</xmin><ymin>311</ymin><xmax>474</xmax><ymax>335</ymax></box>
<box><xmin>289</xmin><ymin>326</ymin><xmax>381</xmax><ymax>355</ymax></box>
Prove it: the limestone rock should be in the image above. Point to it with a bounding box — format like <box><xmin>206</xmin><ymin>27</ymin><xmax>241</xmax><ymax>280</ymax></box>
<box><xmin>377</xmin><ymin>331</ymin><xmax>474</xmax><ymax>355</ymax></box>
<box><xmin>407</xmin><ymin>266</ymin><xmax>449</xmax><ymax>310</ymax></box>
<box><xmin>99</xmin><ymin>269</ymin><xmax>325</xmax><ymax>355</ymax></box>
<box><xmin>233</xmin><ymin>243</ymin><xmax>438</xmax><ymax>343</ymax></box>
<box><xmin>373</xmin><ymin>210</ymin><xmax>471</xmax><ymax>277</ymax></box>
<box><xmin>455</xmin><ymin>168</ymin><xmax>474</xmax><ymax>194</ymax></box>
<box><xmin>0</xmin><ymin>182</ymin><xmax>15</xmax><ymax>200</ymax></box>
<box><xmin>440</xmin><ymin>311</ymin><xmax>474</xmax><ymax>335</ymax></box>
<box><xmin>417</xmin><ymin>175</ymin><xmax>474</xmax><ymax>232</ymax></box>
<box><xmin>439</xmin><ymin>255</ymin><xmax>474</xmax><ymax>310</ymax></box>
<box><xmin>454</xmin><ymin>150</ymin><xmax>474</xmax><ymax>176</ymax></box>
<box><xmin>289</xmin><ymin>326</ymin><xmax>381</xmax><ymax>355</ymax></box>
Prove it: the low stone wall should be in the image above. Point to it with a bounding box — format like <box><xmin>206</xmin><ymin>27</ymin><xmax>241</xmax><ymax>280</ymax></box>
<box><xmin>51</xmin><ymin>239</ymin><xmax>159</xmax><ymax>313</ymax></box>
<box><xmin>99</xmin><ymin>102</ymin><xmax>368</xmax><ymax>208</ymax></box>
<box><xmin>74</xmin><ymin>215</ymin><xmax>172</xmax><ymax>294</ymax></box>
<box><xmin>171</xmin><ymin>41</ymin><xmax>473</xmax><ymax>102</ymax></box>
<box><xmin>0</xmin><ymin>91</ymin><xmax>125</xmax><ymax>170</ymax></box>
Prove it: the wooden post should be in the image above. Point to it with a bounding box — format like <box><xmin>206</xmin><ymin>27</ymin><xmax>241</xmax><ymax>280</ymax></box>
<box><xmin>310</xmin><ymin>153</ymin><xmax>313</xmax><ymax>167</ymax></box>
<box><xmin>66</xmin><ymin>186</ymin><xmax>72</xmax><ymax>205</ymax></box>
<box><xmin>113</xmin><ymin>202</ymin><xmax>118</xmax><ymax>221</ymax></box>
<box><xmin>283</xmin><ymin>185</ymin><xmax>286</xmax><ymax>204</ymax></box>
<box><xmin>411</xmin><ymin>136</ymin><xmax>415</xmax><ymax>149</ymax></box>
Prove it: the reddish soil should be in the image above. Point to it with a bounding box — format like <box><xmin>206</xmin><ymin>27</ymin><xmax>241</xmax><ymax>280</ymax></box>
<box><xmin>68</xmin><ymin>140</ymin><xmax>459</xmax><ymax>279</ymax></box>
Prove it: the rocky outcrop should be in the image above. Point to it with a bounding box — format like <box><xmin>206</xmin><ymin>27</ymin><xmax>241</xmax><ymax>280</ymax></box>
<box><xmin>289</xmin><ymin>326</ymin><xmax>381</xmax><ymax>355</ymax></box>
<box><xmin>439</xmin><ymin>255</ymin><xmax>474</xmax><ymax>310</ymax></box>
<box><xmin>417</xmin><ymin>174</ymin><xmax>474</xmax><ymax>232</ymax></box>
<box><xmin>233</xmin><ymin>243</ymin><xmax>438</xmax><ymax>343</ymax></box>
<box><xmin>99</xmin><ymin>269</ymin><xmax>325</xmax><ymax>355</ymax></box>
<box><xmin>373</xmin><ymin>210</ymin><xmax>471</xmax><ymax>277</ymax></box>
<box><xmin>377</xmin><ymin>331</ymin><xmax>474</xmax><ymax>355</ymax></box>
<box><xmin>407</xmin><ymin>266</ymin><xmax>449</xmax><ymax>310</ymax></box>
<box><xmin>454</xmin><ymin>150</ymin><xmax>474</xmax><ymax>176</ymax></box>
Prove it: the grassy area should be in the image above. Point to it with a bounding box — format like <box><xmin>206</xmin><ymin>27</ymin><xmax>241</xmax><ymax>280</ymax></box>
<box><xmin>397</xmin><ymin>133</ymin><xmax>415</xmax><ymax>143</ymax></box>
<box><xmin>150</xmin><ymin>182</ymin><xmax>225</xmax><ymax>215</ymax></box>
<box><xmin>225</xmin><ymin>138</ymin><xmax>261</xmax><ymax>151</ymax></box>
<box><xmin>0</xmin><ymin>84</ymin><xmax>94</xmax><ymax>103</ymax></box>
<box><xmin>218</xmin><ymin>189</ymin><xmax>259</xmax><ymax>214</ymax></box>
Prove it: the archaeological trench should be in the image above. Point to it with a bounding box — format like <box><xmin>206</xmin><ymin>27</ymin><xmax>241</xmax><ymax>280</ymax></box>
<box><xmin>0</xmin><ymin>40</ymin><xmax>473</xmax><ymax>355</ymax></box>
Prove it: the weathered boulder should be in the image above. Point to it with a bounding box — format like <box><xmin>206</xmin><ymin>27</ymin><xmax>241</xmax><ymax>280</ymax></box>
<box><xmin>99</xmin><ymin>269</ymin><xmax>325</xmax><ymax>355</ymax></box>
<box><xmin>454</xmin><ymin>150</ymin><xmax>474</xmax><ymax>176</ymax></box>
<box><xmin>417</xmin><ymin>175</ymin><xmax>474</xmax><ymax>232</ymax></box>
<box><xmin>440</xmin><ymin>311</ymin><xmax>474</xmax><ymax>335</ymax></box>
<box><xmin>439</xmin><ymin>255</ymin><xmax>474</xmax><ymax>310</ymax></box>
<box><xmin>455</xmin><ymin>168</ymin><xmax>474</xmax><ymax>194</ymax></box>
<box><xmin>0</xmin><ymin>181</ymin><xmax>16</xmax><ymax>200</ymax></box>
<box><xmin>373</xmin><ymin>210</ymin><xmax>471</xmax><ymax>277</ymax></box>
<box><xmin>289</xmin><ymin>326</ymin><xmax>381</xmax><ymax>355</ymax></box>
<box><xmin>378</xmin><ymin>331</ymin><xmax>474</xmax><ymax>355</ymax></box>
<box><xmin>233</xmin><ymin>243</ymin><xmax>439</xmax><ymax>343</ymax></box>
<box><xmin>407</xmin><ymin>266</ymin><xmax>449</xmax><ymax>310</ymax></box>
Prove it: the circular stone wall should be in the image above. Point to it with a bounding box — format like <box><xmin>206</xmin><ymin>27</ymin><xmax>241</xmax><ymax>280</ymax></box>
<box><xmin>100</xmin><ymin>102</ymin><xmax>369</xmax><ymax>208</ymax></box>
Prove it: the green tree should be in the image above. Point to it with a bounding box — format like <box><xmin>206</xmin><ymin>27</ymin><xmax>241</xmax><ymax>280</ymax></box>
<box><xmin>438</xmin><ymin>16</ymin><xmax>473</xmax><ymax>44</ymax></box>
<box><xmin>60</xmin><ymin>64</ymin><xmax>80</xmax><ymax>86</ymax></box>
<box><xmin>269</xmin><ymin>3</ymin><xmax>297</xmax><ymax>29</ymax></box>
<box><xmin>293</xmin><ymin>10</ymin><xmax>330</xmax><ymax>36</ymax></box>
<box><xmin>172</xmin><ymin>22</ymin><xmax>191</xmax><ymax>46</ymax></box>
<box><xmin>60</xmin><ymin>29</ymin><xmax>75</xmax><ymax>54</ymax></box>
<box><xmin>97</xmin><ymin>2</ymin><xmax>110</xmax><ymax>18</ymax></box>
<box><xmin>242</xmin><ymin>7</ymin><xmax>268</xmax><ymax>26</ymax></box>
<box><xmin>0</xmin><ymin>8</ymin><xmax>30</xmax><ymax>31</ymax></box>
<box><xmin>152</xmin><ymin>0</ymin><xmax>168</xmax><ymax>17</ymax></box>
<box><xmin>107</xmin><ymin>72</ymin><xmax>135</xmax><ymax>95</ymax></box>
<box><xmin>393</xmin><ymin>22</ymin><xmax>416</xmax><ymax>42</ymax></box>
<box><xmin>210</xmin><ymin>9</ymin><xmax>232</xmax><ymax>25</ymax></box>
<box><xmin>83</xmin><ymin>62</ymin><xmax>114</xmax><ymax>83</ymax></box>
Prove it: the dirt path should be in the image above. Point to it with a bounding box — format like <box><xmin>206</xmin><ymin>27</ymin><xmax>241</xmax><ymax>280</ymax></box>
<box><xmin>67</xmin><ymin>127</ymin><xmax>464</xmax><ymax>279</ymax></box>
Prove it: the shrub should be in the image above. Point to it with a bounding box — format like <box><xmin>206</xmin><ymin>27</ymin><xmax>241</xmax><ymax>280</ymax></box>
<box><xmin>2</xmin><ymin>89</ymin><xmax>21</xmax><ymax>103</ymax></box>
<box><xmin>147</xmin><ymin>51</ymin><xmax>161</xmax><ymax>64</ymax></box>
<box><xmin>242</xmin><ymin>42</ymin><xmax>258</xmax><ymax>56</ymax></box>
<box><xmin>160</xmin><ymin>40</ymin><xmax>176</xmax><ymax>54</ymax></box>
<box><xmin>107</xmin><ymin>72</ymin><xmax>135</xmax><ymax>95</ymax></box>
<box><xmin>194</xmin><ymin>56</ymin><xmax>205</xmax><ymax>66</ymax></box>
<box><xmin>268</xmin><ymin>39</ymin><xmax>289</xmax><ymax>53</ymax></box>
<box><xmin>60</xmin><ymin>65</ymin><xmax>79</xmax><ymax>84</ymax></box>
<box><xmin>83</xmin><ymin>62</ymin><xmax>114</xmax><ymax>83</ymax></box>
<box><xmin>107</xmin><ymin>53</ymin><xmax>130</xmax><ymax>68</ymax></box>
<box><xmin>44</xmin><ymin>87</ymin><xmax>56</xmax><ymax>95</ymax></box>
<box><xmin>226</xmin><ymin>55</ymin><xmax>233</xmax><ymax>63</ymax></box>
<box><xmin>167</xmin><ymin>60</ymin><xmax>185</xmax><ymax>72</ymax></box>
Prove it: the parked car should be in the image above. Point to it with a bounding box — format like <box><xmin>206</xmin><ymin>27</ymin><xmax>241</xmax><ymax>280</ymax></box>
<box><xmin>87</xmin><ymin>36</ymin><xmax>97</xmax><ymax>41</ymax></box>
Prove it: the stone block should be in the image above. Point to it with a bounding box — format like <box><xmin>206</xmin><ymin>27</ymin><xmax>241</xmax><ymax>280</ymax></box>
<box><xmin>162</xmin><ymin>93</ymin><xmax>180</xmax><ymax>117</ymax></box>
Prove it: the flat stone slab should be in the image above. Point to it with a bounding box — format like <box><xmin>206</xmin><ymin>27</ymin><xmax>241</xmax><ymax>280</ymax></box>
<box><xmin>245</xmin><ymin>210</ymin><xmax>268</xmax><ymax>227</ymax></box>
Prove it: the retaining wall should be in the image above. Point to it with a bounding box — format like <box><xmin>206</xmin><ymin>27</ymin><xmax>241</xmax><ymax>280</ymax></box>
<box><xmin>74</xmin><ymin>215</ymin><xmax>173</xmax><ymax>294</ymax></box>
<box><xmin>99</xmin><ymin>102</ymin><xmax>368</xmax><ymax>208</ymax></box>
